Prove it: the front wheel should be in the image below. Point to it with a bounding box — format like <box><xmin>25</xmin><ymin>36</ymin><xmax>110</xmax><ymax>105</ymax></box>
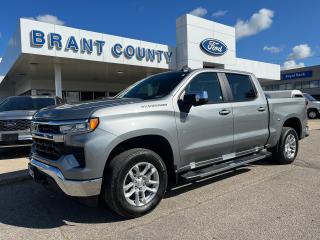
<box><xmin>270</xmin><ymin>127</ymin><xmax>299</xmax><ymax>164</ymax></box>
<box><xmin>308</xmin><ymin>109</ymin><xmax>318</xmax><ymax>119</ymax></box>
<box><xmin>103</xmin><ymin>148</ymin><xmax>168</xmax><ymax>218</ymax></box>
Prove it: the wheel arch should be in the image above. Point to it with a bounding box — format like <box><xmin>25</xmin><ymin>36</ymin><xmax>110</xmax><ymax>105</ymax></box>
<box><xmin>104</xmin><ymin>134</ymin><xmax>177</xmax><ymax>183</ymax></box>
<box><xmin>283</xmin><ymin>117</ymin><xmax>302</xmax><ymax>139</ymax></box>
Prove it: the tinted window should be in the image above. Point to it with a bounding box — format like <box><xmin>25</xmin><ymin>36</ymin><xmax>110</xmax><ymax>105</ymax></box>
<box><xmin>0</xmin><ymin>97</ymin><xmax>55</xmax><ymax>112</ymax></box>
<box><xmin>118</xmin><ymin>71</ymin><xmax>189</xmax><ymax>100</ymax></box>
<box><xmin>186</xmin><ymin>72</ymin><xmax>223</xmax><ymax>103</ymax></box>
<box><xmin>304</xmin><ymin>93</ymin><xmax>316</xmax><ymax>101</ymax></box>
<box><xmin>225</xmin><ymin>73</ymin><xmax>257</xmax><ymax>101</ymax></box>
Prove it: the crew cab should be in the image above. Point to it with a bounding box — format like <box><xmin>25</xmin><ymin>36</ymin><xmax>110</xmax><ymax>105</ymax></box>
<box><xmin>0</xmin><ymin>96</ymin><xmax>62</xmax><ymax>147</ymax></box>
<box><xmin>29</xmin><ymin>69</ymin><xmax>308</xmax><ymax>218</ymax></box>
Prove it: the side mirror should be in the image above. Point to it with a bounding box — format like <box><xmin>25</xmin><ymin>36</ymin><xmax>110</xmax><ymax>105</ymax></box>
<box><xmin>183</xmin><ymin>91</ymin><xmax>209</xmax><ymax>106</ymax></box>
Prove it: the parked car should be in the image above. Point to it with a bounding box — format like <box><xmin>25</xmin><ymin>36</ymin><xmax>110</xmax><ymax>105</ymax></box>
<box><xmin>0</xmin><ymin>96</ymin><xmax>63</xmax><ymax>147</ymax></box>
<box><xmin>29</xmin><ymin>69</ymin><xmax>308</xmax><ymax>218</ymax></box>
<box><xmin>303</xmin><ymin>93</ymin><xmax>320</xmax><ymax>119</ymax></box>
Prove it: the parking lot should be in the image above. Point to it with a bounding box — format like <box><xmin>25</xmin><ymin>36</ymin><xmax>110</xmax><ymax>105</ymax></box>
<box><xmin>0</xmin><ymin>121</ymin><xmax>319</xmax><ymax>240</ymax></box>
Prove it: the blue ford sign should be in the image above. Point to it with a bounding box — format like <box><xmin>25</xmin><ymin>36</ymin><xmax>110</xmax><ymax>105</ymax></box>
<box><xmin>200</xmin><ymin>39</ymin><xmax>227</xmax><ymax>56</ymax></box>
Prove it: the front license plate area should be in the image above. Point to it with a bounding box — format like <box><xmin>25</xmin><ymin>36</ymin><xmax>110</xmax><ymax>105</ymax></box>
<box><xmin>2</xmin><ymin>134</ymin><xmax>18</xmax><ymax>142</ymax></box>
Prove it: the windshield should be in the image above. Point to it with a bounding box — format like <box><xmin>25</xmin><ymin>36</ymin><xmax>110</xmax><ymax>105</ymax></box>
<box><xmin>0</xmin><ymin>97</ymin><xmax>56</xmax><ymax>112</ymax></box>
<box><xmin>303</xmin><ymin>93</ymin><xmax>316</xmax><ymax>102</ymax></box>
<box><xmin>116</xmin><ymin>71</ymin><xmax>189</xmax><ymax>100</ymax></box>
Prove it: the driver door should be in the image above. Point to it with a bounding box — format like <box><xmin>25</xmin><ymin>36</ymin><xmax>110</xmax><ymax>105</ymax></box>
<box><xmin>174</xmin><ymin>72</ymin><xmax>234</xmax><ymax>169</ymax></box>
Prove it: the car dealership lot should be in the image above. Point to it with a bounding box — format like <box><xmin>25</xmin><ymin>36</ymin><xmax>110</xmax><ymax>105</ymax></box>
<box><xmin>0</xmin><ymin>122</ymin><xmax>319</xmax><ymax>240</ymax></box>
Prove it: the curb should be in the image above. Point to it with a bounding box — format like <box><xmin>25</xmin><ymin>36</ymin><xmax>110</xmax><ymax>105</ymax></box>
<box><xmin>0</xmin><ymin>170</ymin><xmax>31</xmax><ymax>186</ymax></box>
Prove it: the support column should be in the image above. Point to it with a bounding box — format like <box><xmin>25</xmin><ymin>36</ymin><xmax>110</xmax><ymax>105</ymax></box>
<box><xmin>54</xmin><ymin>63</ymin><xmax>62</xmax><ymax>97</ymax></box>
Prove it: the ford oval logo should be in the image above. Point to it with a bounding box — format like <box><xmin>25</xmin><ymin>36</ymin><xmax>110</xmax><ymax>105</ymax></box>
<box><xmin>200</xmin><ymin>39</ymin><xmax>228</xmax><ymax>56</ymax></box>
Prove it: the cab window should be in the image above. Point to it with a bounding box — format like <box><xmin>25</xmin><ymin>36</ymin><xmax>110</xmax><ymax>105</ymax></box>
<box><xmin>185</xmin><ymin>72</ymin><xmax>223</xmax><ymax>104</ymax></box>
<box><xmin>225</xmin><ymin>73</ymin><xmax>257</xmax><ymax>101</ymax></box>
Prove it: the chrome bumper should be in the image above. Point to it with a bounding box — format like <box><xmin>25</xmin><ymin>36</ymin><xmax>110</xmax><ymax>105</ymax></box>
<box><xmin>29</xmin><ymin>159</ymin><xmax>102</xmax><ymax>197</ymax></box>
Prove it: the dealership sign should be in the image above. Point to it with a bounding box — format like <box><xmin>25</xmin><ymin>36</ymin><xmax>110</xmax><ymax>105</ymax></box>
<box><xmin>281</xmin><ymin>70</ymin><xmax>313</xmax><ymax>80</ymax></box>
<box><xmin>30</xmin><ymin>30</ymin><xmax>173</xmax><ymax>64</ymax></box>
<box><xmin>200</xmin><ymin>39</ymin><xmax>227</xmax><ymax>56</ymax></box>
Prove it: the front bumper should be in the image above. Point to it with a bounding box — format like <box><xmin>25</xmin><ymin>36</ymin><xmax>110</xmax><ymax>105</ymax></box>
<box><xmin>29</xmin><ymin>158</ymin><xmax>102</xmax><ymax>197</ymax></box>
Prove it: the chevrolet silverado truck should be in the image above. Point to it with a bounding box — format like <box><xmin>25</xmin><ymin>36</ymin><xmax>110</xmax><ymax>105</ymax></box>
<box><xmin>0</xmin><ymin>96</ymin><xmax>62</xmax><ymax>147</ymax></box>
<box><xmin>29</xmin><ymin>69</ymin><xmax>308</xmax><ymax>218</ymax></box>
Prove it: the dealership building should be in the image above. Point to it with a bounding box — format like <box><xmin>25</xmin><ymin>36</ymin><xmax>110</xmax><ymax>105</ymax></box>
<box><xmin>261</xmin><ymin>65</ymin><xmax>320</xmax><ymax>100</ymax></box>
<box><xmin>0</xmin><ymin>14</ymin><xmax>280</xmax><ymax>102</ymax></box>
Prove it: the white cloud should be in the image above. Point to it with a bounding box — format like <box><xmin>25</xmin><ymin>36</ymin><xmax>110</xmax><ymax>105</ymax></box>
<box><xmin>0</xmin><ymin>57</ymin><xmax>2</xmax><ymax>63</ymax></box>
<box><xmin>189</xmin><ymin>7</ymin><xmax>207</xmax><ymax>17</ymax></box>
<box><xmin>235</xmin><ymin>8</ymin><xmax>274</xmax><ymax>40</ymax></box>
<box><xmin>263</xmin><ymin>46</ymin><xmax>282</xmax><ymax>53</ymax></box>
<box><xmin>288</xmin><ymin>44</ymin><xmax>313</xmax><ymax>60</ymax></box>
<box><xmin>212</xmin><ymin>10</ymin><xmax>228</xmax><ymax>18</ymax></box>
<box><xmin>28</xmin><ymin>14</ymin><xmax>65</xmax><ymax>25</ymax></box>
<box><xmin>282</xmin><ymin>60</ymin><xmax>305</xmax><ymax>70</ymax></box>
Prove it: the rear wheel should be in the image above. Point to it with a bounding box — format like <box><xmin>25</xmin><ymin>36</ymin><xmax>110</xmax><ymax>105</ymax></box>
<box><xmin>270</xmin><ymin>127</ymin><xmax>299</xmax><ymax>164</ymax></box>
<box><xmin>103</xmin><ymin>148</ymin><xmax>168</xmax><ymax>218</ymax></box>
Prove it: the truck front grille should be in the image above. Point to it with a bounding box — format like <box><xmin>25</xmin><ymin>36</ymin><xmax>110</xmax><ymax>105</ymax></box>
<box><xmin>37</xmin><ymin>124</ymin><xmax>60</xmax><ymax>134</ymax></box>
<box><xmin>32</xmin><ymin>138</ymin><xmax>85</xmax><ymax>167</ymax></box>
<box><xmin>0</xmin><ymin>119</ymin><xmax>31</xmax><ymax>131</ymax></box>
<box><xmin>33</xmin><ymin>138</ymin><xmax>62</xmax><ymax>160</ymax></box>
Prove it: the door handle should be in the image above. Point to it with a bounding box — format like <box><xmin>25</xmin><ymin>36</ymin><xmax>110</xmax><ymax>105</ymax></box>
<box><xmin>258</xmin><ymin>107</ymin><xmax>265</xmax><ymax>112</ymax></box>
<box><xmin>219</xmin><ymin>109</ymin><xmax>231</xmax><ymax>115</ymax></box>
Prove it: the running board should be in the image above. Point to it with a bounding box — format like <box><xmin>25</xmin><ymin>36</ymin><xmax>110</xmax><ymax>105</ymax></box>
<box><xmin>181</xmin><ymin>151</ymin><xmax>272</xmax><ymax>181</ymax></box>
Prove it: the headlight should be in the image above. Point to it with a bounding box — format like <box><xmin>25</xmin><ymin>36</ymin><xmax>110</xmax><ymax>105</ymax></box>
<box><xmin>59</xmin><ymin>118</ymin><xmax>99</xmax><ymax>134</ymax></box>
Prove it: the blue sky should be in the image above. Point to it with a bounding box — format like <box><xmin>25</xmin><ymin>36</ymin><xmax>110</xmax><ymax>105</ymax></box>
<box><xmin>0</xmin><ymin>0</ymin><xmax>319</xmax><ymax>69</ymax></box>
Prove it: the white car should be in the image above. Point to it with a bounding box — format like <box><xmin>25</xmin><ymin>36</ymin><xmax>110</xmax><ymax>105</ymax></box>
<box><xmin>304</xmin><ymin>93</ymin><xmax>320</xmax><ymax>119</ymax></box>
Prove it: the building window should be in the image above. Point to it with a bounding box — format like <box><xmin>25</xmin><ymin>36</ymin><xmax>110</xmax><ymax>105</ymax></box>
<box><xmin>273</xmin><ymin>84</ymin><xmax>279</xmax><ymax>90</ymax></box>
<box><xmin>279</xmin><ymin>84</ymin><xmax>287</xmax><ymax>90</ymax></box>
<box><xmin>94</xmin><ymin>92</ymin><xmax>106</xmax><ymax>99</ymax></box>
<box><xmin>286</xmin><ymin>83</ymin><xmax>294</xmax><ymax>90</ymax></box>
<box><xmin>81</xmin><ymin>92</ymin><xmax>94</xmax><ymax>101</ymax></box>
<box><xmin>264</xmin><ymin>85</ymin><xmax>273</xmax><ymax>91</ymax></box>
<box><xmin>310</xmin><ymin>80</ymin><xmax>319</xmax><ymax>88</ymax></box>
<box><xmin>301</xmin><ymin>81</ymin><xmax>310</xmax><ymax>89</ymax></box>
<box><xmin>63</xmin><ymin>91</ymin><xmax>80</xmax><ymax>103</ymax></box>
<box><xmin>294</xmin><ymin>82</ymin><xmax>302</xmax><ymax>89</ymax></box>
<box><xmin>109</xmin><ymin>92</ymin><xmax>119</xmax><ymax>97</ymax></box>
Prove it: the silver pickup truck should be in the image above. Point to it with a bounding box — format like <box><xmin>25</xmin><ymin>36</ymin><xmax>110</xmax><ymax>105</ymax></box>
<box><xmin>29</xmin><ymin>68</ymin><xmax>308</xmax><ymax>218</ymax></box>
<box><xmin>0</xmin><ymin>96</ymin><xmax>62</xmax><ymax>147</ymax></box>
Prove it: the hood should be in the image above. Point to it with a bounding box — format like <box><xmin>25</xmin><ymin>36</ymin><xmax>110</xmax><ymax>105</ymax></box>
<box><xmin>0</xmin><ymin>110</ymin><xmax>36</xmax><ymax>120</ymax></box>
<box><xmin>33</xmin><ymin>98</ymin><xmax>144</xmax><ymax>121</ymax></box>
<box><xmin>310</xmin><ymin>101</ymin><xmax>320</xmax><ymax>107</ymax></box>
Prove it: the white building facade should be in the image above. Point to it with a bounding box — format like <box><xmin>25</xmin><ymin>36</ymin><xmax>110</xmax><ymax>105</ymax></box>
<box><xmin>0</xmin><ymin>14</ymin><xmax>280</xmax><ymax>102</ymax></box>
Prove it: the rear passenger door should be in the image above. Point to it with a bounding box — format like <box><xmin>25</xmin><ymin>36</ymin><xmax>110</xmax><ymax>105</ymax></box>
<box><xmin>223</xmin><ymin>73</ymin><xmax>269</xmax><ymax>154</ymax></box>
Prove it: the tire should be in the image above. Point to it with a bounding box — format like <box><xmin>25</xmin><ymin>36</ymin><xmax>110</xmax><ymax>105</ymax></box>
<box><xmin>103</xmin><ymin>148</ymin><xmax>168</xmax><ymax>218</ymax></box>
<box><xmin>308</xmin><ymin>109</ymin><xmax>318</xmax><ymax>119</ymax></box>
<box><xmin>270</xmin><ymin>127</ymin><xmax>299</xmax><ymax>164</ymax></box>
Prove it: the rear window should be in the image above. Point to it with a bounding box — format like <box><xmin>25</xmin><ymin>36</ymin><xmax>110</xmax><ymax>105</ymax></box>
<box><xmin>225</xmin><ymin>73</ymin><xmax>257</xmax><ymax>101</ymax></box>
<box><xmin>0</xmin><ymin>97</ymin><xmax>56</xmax><ymax>112</ymax></box>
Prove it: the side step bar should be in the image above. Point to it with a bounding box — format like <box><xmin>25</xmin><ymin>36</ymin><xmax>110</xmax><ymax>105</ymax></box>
<box><xmin>181</xmin><ymin>151</ymin><xmax>272</xmax><ymax>181</ymax></box>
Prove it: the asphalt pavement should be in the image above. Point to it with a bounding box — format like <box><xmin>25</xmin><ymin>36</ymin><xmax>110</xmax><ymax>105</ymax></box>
<box><xmin>0</xmin><ymin>129</ymin><xmax>319</xmax><ymax>240</ymax></box>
